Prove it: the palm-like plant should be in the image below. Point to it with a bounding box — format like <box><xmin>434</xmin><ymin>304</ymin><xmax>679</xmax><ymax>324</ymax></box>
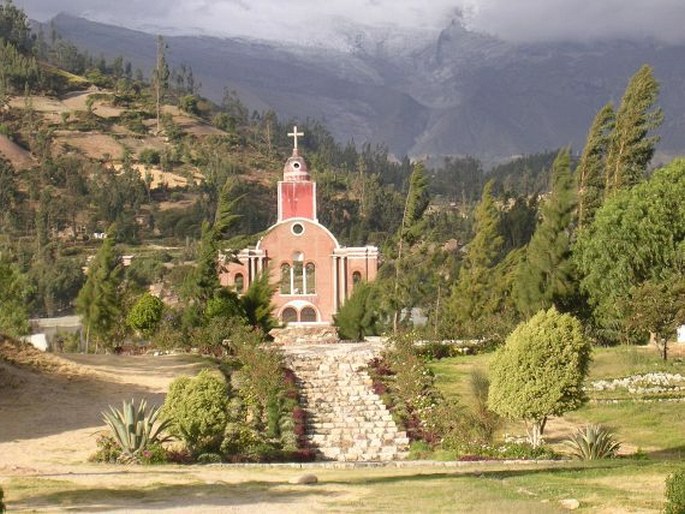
<box><xmin>102</xmin><ymin>398</ymin><xmax>171</xmax><ymax>462</ymax></box>
<box><xmin>565</xmin><ymin>424</ymin><xmax>621</xmax><ymax>460</ymax></box>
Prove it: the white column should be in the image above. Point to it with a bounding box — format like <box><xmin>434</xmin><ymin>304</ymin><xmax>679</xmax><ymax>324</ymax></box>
<box><xmin>333</xmin><ymin>255</ymin><xmax>339</xmax><ymax>312</ymax></box>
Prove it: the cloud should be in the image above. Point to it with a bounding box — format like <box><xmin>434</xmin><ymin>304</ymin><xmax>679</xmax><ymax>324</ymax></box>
<box><xmin>462</xmin><ymin>0</ymin><xmax>685</xmax><ymax>44</ymax></box>
<box><xmin>14</xmin><ymin>0</ymin><xmax>685</xmax><ymax>45</ymax></box>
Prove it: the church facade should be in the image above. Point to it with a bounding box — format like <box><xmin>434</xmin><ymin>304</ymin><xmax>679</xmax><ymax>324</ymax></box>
<box><xmin>219</xmin><ymin>127</ymin><xmax>378</xmax><ymax>325</ymax></box>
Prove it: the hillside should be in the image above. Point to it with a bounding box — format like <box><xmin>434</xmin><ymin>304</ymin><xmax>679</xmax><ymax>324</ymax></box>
<box><xmin>46</xmin><ymin>13</ymin><xmax>685</xmax><ymax>163</ymax></box>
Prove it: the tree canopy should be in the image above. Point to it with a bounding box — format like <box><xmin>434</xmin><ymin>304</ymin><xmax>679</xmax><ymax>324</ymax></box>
<box><xmin>574</xmin><ymin>158</ymin><xmax>685</xmax><ymax>342</ymax></box>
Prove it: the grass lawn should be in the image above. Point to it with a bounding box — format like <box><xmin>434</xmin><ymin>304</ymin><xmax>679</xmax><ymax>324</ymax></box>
<box><xmin>3</xmin><ymin>460</ymin><xmax>675</xmax><ymax>512</ymax></box>
<box><xmin>427</xmin><ymin>343</ymin><xmax>685</xmax><ymax>470</ymax></box>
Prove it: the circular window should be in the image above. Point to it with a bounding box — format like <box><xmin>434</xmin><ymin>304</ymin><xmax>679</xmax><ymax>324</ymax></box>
<box><xmin>292</xmin><ymin>162</ymin><xmax>301</xmax><ymax>169</ymax></box>
<box><xmin>292</xmin><ymin>223</ymin><xmax>304</xmax><ymax>235</ymax></box>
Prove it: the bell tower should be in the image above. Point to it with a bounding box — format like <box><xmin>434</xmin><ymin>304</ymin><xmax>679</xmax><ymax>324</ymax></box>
<box><xmin>278</xmin><ymin>126</ymin><xmax>317</xmax><ymax>221</ymax></box>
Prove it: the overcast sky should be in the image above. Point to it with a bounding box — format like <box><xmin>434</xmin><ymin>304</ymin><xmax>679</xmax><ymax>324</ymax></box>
<box><xmin>13</xmin><ymin>0</ymin><xmax>685</xmax><ymax>45</ymax></box>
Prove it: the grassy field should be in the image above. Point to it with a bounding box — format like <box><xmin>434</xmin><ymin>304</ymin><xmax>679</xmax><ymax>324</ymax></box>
<box><xmin>3</xmin><ymin>460</ymin><xmax>675</xmax><ymax>512</ymax></box>
<box><xmin>430</xmin><ymin>345</ymin><xmax>685</xmax><ymax>453</ymax></box>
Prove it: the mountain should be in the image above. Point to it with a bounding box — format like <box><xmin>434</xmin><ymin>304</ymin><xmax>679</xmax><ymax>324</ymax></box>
<box><xmin>47</xmin><ymin>13</ymin><xmax>685</xmax><ymax>163</ymax></box>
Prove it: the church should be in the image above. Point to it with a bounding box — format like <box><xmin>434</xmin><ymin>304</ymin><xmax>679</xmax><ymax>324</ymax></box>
<box><xmin>219</xmin><ymin>127</ymin><xmax>379</xmax><ymax>325</ymax></box>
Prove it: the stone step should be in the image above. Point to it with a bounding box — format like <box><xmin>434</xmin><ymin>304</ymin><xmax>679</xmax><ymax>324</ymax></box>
<box><xmin>286</xmin><ymin>343</ymin><xmax>408</xmax><ymax>463</ymax></box>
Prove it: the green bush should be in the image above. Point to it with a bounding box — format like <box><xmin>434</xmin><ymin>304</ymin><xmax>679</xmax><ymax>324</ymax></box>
<box><xmin>139</xmin><ymin>148</ymin><xmax>161</xmax><ymax>165</ymax></box>
<box><xmin>230</xmin><ymin>333</ymin><xmax>286</xmax><ymax>436</ymax></box>
<box><xmin>127</xmin><ymin>293</ymin><xmax>164</xmax><ymax>338</ymax></box>
<box><xmin>139</xmin><ymin>443</ymin><xmax>169</xmax><ymax>465</ymax></box>
<box><xmin>565</xmin><ymin>425</ymin><xmax>621</xmax><ymax>460</ymax></box>
<box><xmin>407</xmin><ymin>440</ymin><xmax>432</xmax><ymax>459</ymax></box>
<box><xmin>162</xmin><ymin>370</ymin><xmax>229</xmax><ymax>455</ymax></box>
<box><xmin>1</xmin><ymin>484</ymin><xmax>5</xmax><ymax>513</ymax></box>
<box><xmin>665</xmin><ymin>470</ymin><xmax>685</xmax><ymax>514</ymax></box>
<box><xmin>664</xmin><ymin>470</ymin><xmax>685</xmax><ymax>514</ymax></box>
<box><xmin>197</xmin><ymin>452</ymin><xmax>223</xmax><ymax>464</ymax></box>
<box><xmin>220</xmin><ymin>422</ymin><xmax>282</xmax><ymax>462</ymax></box>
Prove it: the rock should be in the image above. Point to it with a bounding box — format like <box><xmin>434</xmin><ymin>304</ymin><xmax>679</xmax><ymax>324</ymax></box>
<box><xmin>288</xmin><ymin>474</ymin><xmax>318</xmax><ymax>485</ymax></box>
<box><xmin>559</xmin><ymin>498</ymin><xmax>580</xmax><ymax>510</ymax></box>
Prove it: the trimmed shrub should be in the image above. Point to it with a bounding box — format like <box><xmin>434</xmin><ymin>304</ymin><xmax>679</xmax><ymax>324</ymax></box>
<box><xmin>162</xmin><ymin>370</ymin><xmax>229</xmax><ymax>455</ymax></box>
<box><xmin>565</xmin><ymin>425</ymin><xmax>621</xmax><ymax>460</ymax></box>
<box><xmin>488</xmin><ymin>308</ymin><xmax>591</xmax><ymax>447</ymax></box>
<box><xmin>665</xmin><ymin>470</ymin><xmax>685</xmax><ymax>514</ymax></box>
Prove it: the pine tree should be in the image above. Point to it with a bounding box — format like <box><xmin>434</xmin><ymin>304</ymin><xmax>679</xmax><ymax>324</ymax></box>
<box><xmin>605</xmin><ymin>65</ymin><xmax>662</xmax><ymax>192</ymax></box>
<box><xmin>577</xmin><ymin>103</ymin><xmax>614</xmax><ymax>229</ymax></box>
<box><xmin>514</xmin><ymin>149</ymin><xmax>577</xmax><ymax>317</ymax></box>
<box><xmin>76</xmin><ymin>236</ymin><xmax>122</xmax><ymax>352</ymax></box>
<box><xmin>392</xmin><ymin>161</ymin><xmax>430</xmax><ymax>332</ymax></box>
<box><xmin>334</xmin><ymin>282</ymin><xmax>379</xmax><ymax>341</ymax></box>
<box><xmin>442</xmin><ymin>180</ymin><xmax>505</xmax><ymax>339</ymax></box>
<box><xmin>240</xmin><ymin>270</ymin><xmax>277</xmax><ymax>335</ymax></box>
<box><xmin>191</xmin><ymin>179</ymin><xmax>243</xmax><ymax>306</ymax></box>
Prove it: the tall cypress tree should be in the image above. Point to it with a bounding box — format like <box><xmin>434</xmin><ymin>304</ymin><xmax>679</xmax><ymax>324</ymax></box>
<box><xmin>152</xmin><ymin>35</ymin><xmax>169</xmax><ymax>134</ymax></box>
<box><xmin>577</xmin><ymin>103</ymin><xmax>614</xmax><ymax>229</ymax></box>
<box><xmin>76</xmin><ymin>236</ymin><xmax>122</xmax><ymax>352</ymax></box>
<box><xmin>442</xmin><ymin>180</ymin><xmax>504</xmax><ymax>338</ymax></box>
<box><xmin>514</xmin><ymin>148</ymin><xmax>577</xmax><ymax>317</ymax></box>
<box><xmin>605</xmin><ymin>64</ymin><xmax>662</xmax><ymax>193</ymax></box>
<box><xmin>391</xmin><ymin>161</ymin><xmax>430</xmax><ymax>331</ymax></box>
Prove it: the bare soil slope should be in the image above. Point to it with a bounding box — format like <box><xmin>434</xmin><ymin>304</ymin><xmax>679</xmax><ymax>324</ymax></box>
<box><xmin>0</xmin><ymin>134</ymin><xmax>34</xmax><ymax>170</ymax></box>
<box><xmin>0</xmin><ymin>339</ymin><xmax>208</xmax><ymax>471</ymax></box>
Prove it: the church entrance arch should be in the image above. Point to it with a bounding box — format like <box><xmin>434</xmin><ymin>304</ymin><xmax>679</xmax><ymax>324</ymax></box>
<box><xmin>280</xmin><ymin>302</ymin><xmax>320</xmax><ymax>324</ymax></box>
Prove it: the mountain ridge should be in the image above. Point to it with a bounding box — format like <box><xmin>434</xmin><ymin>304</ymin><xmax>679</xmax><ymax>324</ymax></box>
<box><xmin>45</xmin><ymin>13</ymin><xmax>685</xmax><ymax>163</ymax></box>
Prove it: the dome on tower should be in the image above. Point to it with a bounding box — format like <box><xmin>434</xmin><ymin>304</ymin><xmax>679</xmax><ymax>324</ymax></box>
<box><xmin>283</xmin><ymin>152</ymin><xmax>310</xmax><ymax>181</ymax></box>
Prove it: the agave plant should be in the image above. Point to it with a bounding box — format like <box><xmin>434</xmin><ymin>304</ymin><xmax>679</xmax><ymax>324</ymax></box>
<box><xmin>565</xmin><ymin>424</ymin><xmax>621</xmax><ymax>460</ymax></box>
<box><xmin>102</xmin><ymin>398</ymin><xmax>171</xmax><ymax>462</ymax></box>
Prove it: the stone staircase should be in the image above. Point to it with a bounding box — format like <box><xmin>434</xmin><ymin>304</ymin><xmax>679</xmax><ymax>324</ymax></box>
<box><xmin>284</xmin><ymin>342</ymin><xmax>409</xmax><ymax>462</ymax></box>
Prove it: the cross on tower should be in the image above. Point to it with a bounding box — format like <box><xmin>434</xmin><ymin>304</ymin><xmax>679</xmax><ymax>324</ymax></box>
<box><xmin>288</xmin><ymin>125</ymin><xmax>304</xmax><ymax>151</ymax></box>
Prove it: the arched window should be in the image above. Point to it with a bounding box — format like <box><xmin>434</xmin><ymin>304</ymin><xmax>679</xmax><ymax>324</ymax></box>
<box><xmin>281</xmin><ymin>307</ymin><xmax>298</xmax><ymax>324</ymax></box>
<box><xmin>280</xmin><ymin>263</ymin><xmax>291</xmax><ymax>294</ymax></box>
<box><xmin>300</xmin><ymin>307</ymin><xmax>317</xmax><ymax>322</ymax></box>
<box><xmin>234</xmin><ymin>273</ymin><xmax>244</xmax><ymax>294</ymax></box>
<box><xmin>352</xmin><ymin>271</ymin><xmax>362</xmax><ymax>286</ymax></box>
<box><xmin>292</xmin><ymin>252</ymin><xmax>304</xmax><ymax>294</ymax></box>
<box><xmin>305</xmin><ymin>263</ymin><xmax>316</xmax><ymax>294</ymax></box>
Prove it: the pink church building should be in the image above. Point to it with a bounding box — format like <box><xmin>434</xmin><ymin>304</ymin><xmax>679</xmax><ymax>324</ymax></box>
<box><xmin>219</xmin><ymin>127</ymin><xmax>378</xmax><ymax>325</ymax></box>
